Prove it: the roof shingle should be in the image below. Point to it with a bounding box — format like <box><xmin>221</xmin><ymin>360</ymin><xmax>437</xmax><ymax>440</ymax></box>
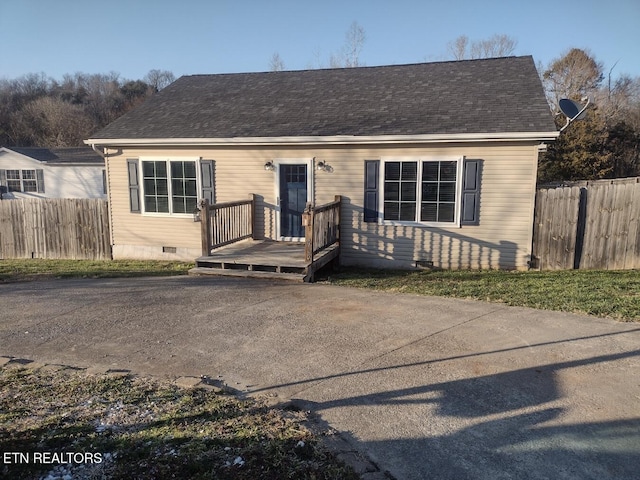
<box><xmin>8</xmin><ymin>147</ymin><xmax>104</xmax><ymax>164</ymax></box>
<box><xmin>90</xmin><ymin>56</ymin><xmax>556</xmax><ymax>140</ymax></box>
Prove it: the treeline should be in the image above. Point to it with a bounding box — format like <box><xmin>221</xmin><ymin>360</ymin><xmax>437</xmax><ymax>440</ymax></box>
<box><xmin>2</xmin><ymin>44</ymin><xmax>639</xmax><ymax>183</ymax></box>
<box><xmin>538</xmin><ymin>48</ymin><xmax>640</xmax><ymax>182</ymax></box>
<box><xmin>0</xmin><ymin>70</ymin><xmax>174</xmax><ymax>148</ymax></box>
<box><xmin>444</xmin><ymin>41</ymin><xmax>640</xmax><ymax>182</ymax></box>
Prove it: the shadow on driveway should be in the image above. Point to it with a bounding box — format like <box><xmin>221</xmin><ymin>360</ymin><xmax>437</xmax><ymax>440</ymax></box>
<box><xmin>1</xmin><ymin>276</ymin><xmax>639</xmax><ymax>480</ymax></box>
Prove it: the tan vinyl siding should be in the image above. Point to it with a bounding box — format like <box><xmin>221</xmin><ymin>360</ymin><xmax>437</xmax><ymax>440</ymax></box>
<box><xmin>105</xmin><ymin>142</ymin><xmax>540</xmax><ymax>269</ymax></box>
<box><xmin>106</xmin><ymin>150</ymin><xmax>202</xmax><ymax>258</ymax></box>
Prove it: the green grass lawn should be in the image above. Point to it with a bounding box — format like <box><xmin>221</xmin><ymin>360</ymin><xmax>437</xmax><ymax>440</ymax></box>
<box><xmin>0</xmin><ymin>364</ymin><xmax>358</xmax><ymax>480</ymax></box>
<box><xmin>2</xmin><ymin>259</ymin><xmax>638</xmax><ymax>320</ymax></box>
<box><xmin>0</xmin><ymin>259</ymin><xmax>193</xmax><ymax>282</ymax></box>
<box><xmin>327</xmin><ymin>268</ymin><xmax>640</xmax><ymax>322</ymax></box>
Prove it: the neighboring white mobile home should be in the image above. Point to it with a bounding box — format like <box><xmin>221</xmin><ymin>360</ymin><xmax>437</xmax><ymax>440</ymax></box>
<box><xmin>0</xmin><ymin>147</ymin><xmax>106</xmax><ymax>199</ymax></box>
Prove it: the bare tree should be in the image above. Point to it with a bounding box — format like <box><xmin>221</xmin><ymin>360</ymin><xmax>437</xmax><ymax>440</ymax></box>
<box><xmin>327</xmin><ymin>21</ymin><xmax>367</xmax><ymax>68</ymax></box>
<box><xmin>144</xmin><ymin>69</ymin><xmax>175</xmax><ymax>91</ymax></box>
<box><xmin>542</xmin><ymin>48</ymin><xmax>604</xmax><ymax>111</ymax></box>
<box><xmin>472</xmin><ymin>34</ymin><xmax>517</xmax><ymax>59</ymax></box>
<box><xmin>0</xmin><ymin>69</ymin><xmax>169</xmax><ymax>147</ymax></box>
<box><xmin>343</xmin><ymin>21</ymin><xmax>366</xmax><ymax>67</ymax></box>
<box><xmin>446</xmin><ymin>34</ymin><xmax>517</xmax><ymax>60</ymax></box>
<box><xmin>447</xmin><ymin>35</ymin><xmax>469</xmax><ymax>60</ymax></box>
<box><xmin>268</xmin><ymin>53</ymin><xmax>286</xmax><ymax>72</ymax></box>
<box><xmin>10</xmin><ymin>96</ymin><xmax>95</xmax><ymax>147</ymax></box>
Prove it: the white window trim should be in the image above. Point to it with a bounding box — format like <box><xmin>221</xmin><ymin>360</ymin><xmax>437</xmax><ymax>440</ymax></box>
<box><xmin>139</xmin><ymin>157</ymin><xmax>201</xmax><ymax>217</ymax></box>
<box><xmin>6</xmin><ymin>169</ymin><xmax>40</xmax><ymax>193</ymax></box>
<box><xmin>378</xmin><ymin>156</ymin><xmax>464</xmax><ymax>227</ymax></box>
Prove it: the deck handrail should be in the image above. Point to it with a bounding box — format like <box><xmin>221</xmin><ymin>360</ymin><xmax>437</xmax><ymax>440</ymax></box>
<box><xmin>200</xmin><ymin>194</ymin><xmax>255</xmax><ymax>255</ymax></box>
<box><xmin>303</xmin><ymin>195</ymin><xmax>341</xmax><ymax>263</ymax></box>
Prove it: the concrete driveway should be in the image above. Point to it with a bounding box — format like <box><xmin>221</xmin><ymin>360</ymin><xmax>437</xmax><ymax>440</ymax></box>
<box><xmin>1</xmin><ymin>276</ymin><xmax>638</xmax><ymax>479</ymax></box>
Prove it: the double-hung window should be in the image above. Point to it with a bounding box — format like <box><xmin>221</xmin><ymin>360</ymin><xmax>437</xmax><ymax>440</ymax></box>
<box><xmin>5</xmin><ymin>169</ymin><xmax>42</xmax><ymax>193</ymax></box>
<box><xmin>382</xmin><ymin>158</ymin><xmax>462</xmax><ymax>225</ymax></box>
<box><xmin>141</xmin><ymin>159</ymin><xmax>198</xmax><ymax>215</ymax></box>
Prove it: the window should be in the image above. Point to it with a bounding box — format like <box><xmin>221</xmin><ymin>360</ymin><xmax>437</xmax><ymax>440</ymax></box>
<box><xmin>4</xmin><ymin>169</ymin><xmax>43</xmax><ymax>193</ymax></box>
<box><xmin>420</xmin><ymin>161</ymin><xmax>457</xmax><ymax>222</ymax></box>
<box><xmin>6</xmin><ymin>170</ymin><xmax>21</xmax><ymax>192</ymax></box>
<box><xmin>382</xmin><ymin>159</ymin><xmax>461</xmax><ymax>224</ymax></box>
<box><xmin>141</xmin><ymin>160</ymin><xmax>198</xmax><ymax>214</ymax></box>
<box><xmin>127</xmin><ymin>158</ymin><xmax>214</xmax><ymax>215</ymax></box>
<box><xmin>170</xmin><ymin>161</ymin><xmax>198</xmax><ymax>214</ymax></box>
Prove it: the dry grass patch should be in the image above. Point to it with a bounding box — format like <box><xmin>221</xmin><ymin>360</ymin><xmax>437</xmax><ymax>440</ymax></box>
<box><xmin>0</xmin><ymin>364</ymin><xmax>357</xmax><ymax>480</ymax></box>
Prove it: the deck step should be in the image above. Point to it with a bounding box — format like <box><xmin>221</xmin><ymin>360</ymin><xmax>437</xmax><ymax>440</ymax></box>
<box><xmin>188</xmin><ymin>267</ymin><xmax>307</xmax><ymax>282</ymax></box>
<box><xmin>195</xmin><ymin>259</ymin><xmax>306</xmax><ymax>274</ymax></box>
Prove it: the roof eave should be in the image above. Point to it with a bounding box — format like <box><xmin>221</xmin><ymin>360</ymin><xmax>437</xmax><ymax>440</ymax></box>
<box><xmin>85</xmin><ymin>131</ymin><xmax>560</xmax><ymax>148</ymax></box>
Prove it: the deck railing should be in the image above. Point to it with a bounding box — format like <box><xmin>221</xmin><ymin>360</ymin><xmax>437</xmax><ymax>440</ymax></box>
<box><xmin>303</xmin><ymin>195</ymin><xmax>341</xmax><ymax>263</ymax></box>
<box><xmin>200</xmin><ymin>195</ymin><xmax>255</xmax><ymax>255</ymax></box>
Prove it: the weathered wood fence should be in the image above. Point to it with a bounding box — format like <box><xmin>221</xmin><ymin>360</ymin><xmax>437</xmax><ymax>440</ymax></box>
<box><xmin>0</xmin><ymin>198</ymin><xmax>111</xmax><ymax>260</ymax></box>
<box><xmin>532</xmin><ymin>177</ymin><xmax>640</xmax><ymax>270</ymax></box>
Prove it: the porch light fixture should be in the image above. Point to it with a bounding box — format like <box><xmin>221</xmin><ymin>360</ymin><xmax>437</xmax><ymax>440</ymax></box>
<box><xmin>264</xmin><ymin>161</ymin><xmax>276</xmax><ymax>171</ymax></box>
<box><xmin>193</xmin><ymin>206</ymin><xmax>201</xmax><ymax>222</ymax></box>
<box><xmin>316</xmin><ymin>160</ymin><xmax>333</xmax><ymax>172</ymax></box>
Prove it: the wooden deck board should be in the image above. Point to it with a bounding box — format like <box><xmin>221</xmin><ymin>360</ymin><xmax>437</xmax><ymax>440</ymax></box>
<box><xmin>197</xmin><ymin>239</ymin><xmax>308</xmax><ymax>268</ymax></box>
<box><xmin>193</xmin><ymin>239</ymin><xmax>339</xmax><ymax>282</ymax></box>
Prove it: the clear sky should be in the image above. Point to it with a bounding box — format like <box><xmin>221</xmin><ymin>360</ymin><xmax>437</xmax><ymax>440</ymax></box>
<box><xmin>1</xmin><ymin>0</ymin><xmax>639</xmax><ymax>81</ymax></box>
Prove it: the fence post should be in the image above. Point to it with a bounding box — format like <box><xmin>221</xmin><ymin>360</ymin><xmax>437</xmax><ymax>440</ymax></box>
<box><xmin>200</xmin><ymin>199</ymin><xmax>211</xmax><ymax>256</ymax></box>
<box><xmin>573</xmin><ymin>187</ymin><xmax>588</xmax><ymax>269</ymax></box>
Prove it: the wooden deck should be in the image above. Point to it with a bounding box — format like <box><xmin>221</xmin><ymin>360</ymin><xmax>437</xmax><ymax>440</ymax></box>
<box><xmin>190</xmin><ymin>239</ymin><xmax>339</xmax><ymax>282</ymax></box>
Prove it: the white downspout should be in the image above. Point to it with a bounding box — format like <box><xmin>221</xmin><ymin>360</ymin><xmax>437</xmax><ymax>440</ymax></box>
<box><xmin>88</xmin><ymin>143</ymin><xmax>115</xmax><ymax>257</ymax></box>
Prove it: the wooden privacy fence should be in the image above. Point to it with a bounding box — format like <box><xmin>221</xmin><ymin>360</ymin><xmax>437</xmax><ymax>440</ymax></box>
<box><xmin>532</xmin><ymin>177</ymin><xmax>640</xmax><ymax>270</ymax></box>
<box><xmin>0</xmin><ymin>198</ymin><xmax>111</xmax><ymax>260</ymax></box>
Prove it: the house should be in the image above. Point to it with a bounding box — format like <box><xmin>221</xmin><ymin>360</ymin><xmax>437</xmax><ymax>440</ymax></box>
<box><xmin>85</xmin><ymin>56</ymin><xmax>558</xmax><ymax>271</ymax></box>
<box><xmin>0</xmin><ymin>147</ymin><xmax>106</xmax><ymax>199</ymax></box>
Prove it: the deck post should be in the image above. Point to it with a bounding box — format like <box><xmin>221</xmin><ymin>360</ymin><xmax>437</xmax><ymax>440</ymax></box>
<box><xmin>334</xmin><ymin>195</ymin><xmax>341</xmax><ymax>244</ymax></box>
<box><xmin>200</xmin><ymin>199</ymin><xmax>211</xmax><ymax>256</ymax></box>
<box><xmin>249</xmin><ymin>193</ymin><xmax>256</xmax><ymax>239</ymax></box>
<box><xmin>303</xmin><ymin>203</ymin><xmax>314</xmax><ymax>264</ymax></box>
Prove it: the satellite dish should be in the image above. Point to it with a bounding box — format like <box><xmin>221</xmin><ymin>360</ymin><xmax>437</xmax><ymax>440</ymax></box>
<box><xmin>559</xmin><ymin>97</ymin><xmax>590</xmax><ymax>132</ymax></box>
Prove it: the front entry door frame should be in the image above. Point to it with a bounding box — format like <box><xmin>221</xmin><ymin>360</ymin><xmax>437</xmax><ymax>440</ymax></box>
<box><xmin>275</xmin><ymin>158</ymin><xmax>313</xmax><ymax>241</ymax></box>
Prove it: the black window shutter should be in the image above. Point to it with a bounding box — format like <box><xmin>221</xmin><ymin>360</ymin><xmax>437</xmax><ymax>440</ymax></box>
<box><xmin>461</xmin><ymin>159</ymin><xmax>481</xmax><ymax>225</ymax></box>
<box><xmin>364</xmin><ymin>160</ymin><xmax>379</xmax><ymax>222</ymax></box>
<box><xmin>0</xmin><ymin>170</ymin><xmax>6</xmax><ymax>196</ymax></box>
<box><xmin>127</xmin><ymin>159</ymin><xmax>140</xmax><ymax>213</ymax></box>
<box><xmin>36</xmin><ymin>169</ymin><xmax>45</xmax><ymax>193</ymax></box>
<box><xmin>200</xmin><ymin>160</ymin><xmax>215</xmax><ymax>203</ymax></box>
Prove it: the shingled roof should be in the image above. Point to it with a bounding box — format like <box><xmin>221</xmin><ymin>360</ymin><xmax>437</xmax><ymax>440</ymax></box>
<box><xmin>89</xmin><ymin>56</ymin><xmax>556</xmax><ymax>141</ymax></box>
<box><xmin>7</xmin><ymin>147</ymin><xmax>104</xmax><ymax>165</ymax></box>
